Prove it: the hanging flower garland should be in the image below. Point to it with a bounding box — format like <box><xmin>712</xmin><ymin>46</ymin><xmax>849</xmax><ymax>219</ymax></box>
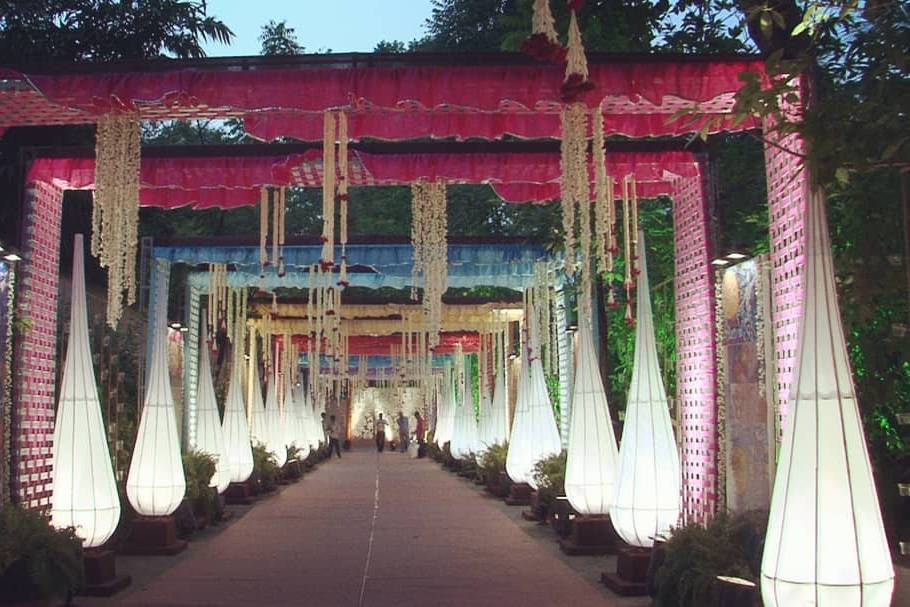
<box><xmin>93</xmin><ymin>113</ymin><xmax>140</xmax><ymax>328</ymax></box>
<box><xmin>621</xmin><ymin>174</ymin><xmax>640</xmax><ymax>325</ymax></box>
<box><xmin>521</xmin><ymin>0</ymin><xmax>566</xmax><ymax>62</ymax></box>
<box><xmin>560</xmin><ymin>103</ymin><xmax>587</xmax><ymax>276</ymax></box>
<box><xmin>410</xmin><ymin>180</ymin><xmax>448</xmax><ymax>348</ymax></box>
<box><xmin>337</xmin><ymin>111</ymin><xmax>350</xmax><ymax>288</ymax></box>
<box><xmin>321</xmin><ymin>111</ymin><xmax>337</xmax><ymax>270</ymax></box>
<box><xmin>208</xmin><ymin>263</ymin><xmax>227</xmax><ymax>333</ymax></box>
<box><xmin>561</xmin><ymin>2</ymin><xmax>595</xmax><ymax>102</ymax></box>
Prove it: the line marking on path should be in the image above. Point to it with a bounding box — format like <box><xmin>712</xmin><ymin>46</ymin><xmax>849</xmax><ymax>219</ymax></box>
<box><xmin>358</xmin><ymin>452</ymin><xmax>381</xmax><ymax>607</ymax></box>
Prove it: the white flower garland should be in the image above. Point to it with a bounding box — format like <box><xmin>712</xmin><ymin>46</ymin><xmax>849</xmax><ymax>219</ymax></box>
<box><xmin>93</xmin><ymin>113</ymin><xmax>140</xmax><ymax>328</ymax></box>
<box><xmin>410</xmin><ymin>180</ymin><xmax>447</xmax><ymax>348</ymax></box>
<box><xmin>560</xmin><ymin>104</ymin><xmax>587</xmax><ymax>276</ymax></box>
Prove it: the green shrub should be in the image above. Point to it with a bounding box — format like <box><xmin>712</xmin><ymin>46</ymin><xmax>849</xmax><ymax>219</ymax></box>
<box><xmin>252</xmin><ymin>442</ymin><xmax>280</xmax><ymax>492</ymax></box>
<box><xmin>654</xmin><ymin>510</ymin><xmax>768</xmax><ymax>607</ymax></box>
<box><xmin>478</xmin><ymin>442</ymin><xmax>509</xmax><ymax>481</ymax></box>
<box><xmin>183</xmin><ymin>449</ymin><xmax>217</xmax><ymax>521</ymax></box>
<box><xmin>0</xmin><ymin>505</ymin><xmax>84</xmax><ymax>601</ymax></box>
<box><xmin>531</xmin><ymin>451</ymin><xmax>567</xmax><ymax>510</ymax></box>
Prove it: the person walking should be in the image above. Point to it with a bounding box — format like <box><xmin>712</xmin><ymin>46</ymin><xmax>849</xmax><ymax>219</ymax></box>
<box><xmin>415</xmin><ymin>411</ymin><xmax>427</xmax><ymax>458</ymax></box>
<box><xmin>397</xmin><ymin>412</ymin><xmax>409</xmax><ymax>453</ymax></box>
<box><xmin>375</xmin><ymin>413</ymin><xmax>388</xmax><ymax>452</ymax></box>
<box><xmin>327</xmin><ymin>415</ymin><xmax>342</xmax><ymax>459</ymax></box>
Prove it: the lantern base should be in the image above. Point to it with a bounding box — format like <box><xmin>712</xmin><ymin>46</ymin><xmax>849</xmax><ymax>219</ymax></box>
<box><xmin>550</xmin><ymin>496</ymin><xmax>574</xmax><ymax>538</ymax></box>
<box><xmin>224</xmin><ymin>481</ymin><xmax>254</xmax><ymax>505</ymax></box>
<box><xmin>521</xmin><ymin>491</ymin><xmax>548</xmax><ymax>522</ymax></box>
<box><xmin>120</xmin><ymin>516</ymin><xmax>188</xmax><ymax>556</ymax></box>
<box><xmin>601</xmin><ymin>546</ymin><xmax>651</xmax><ymax>596</ymax></box>
<box><xmin>78</xmin><ymin>549</ymin><xmax>131</xmax><ymax>597</ymax></box>
<box><xmin>713</xmin><ymin>576</ymin><xmax>759</xmax><ymax>607</ymax></box>
<box><xmin>559</xmin><ymin>515</ymin><xmax>617</xmax><ymax>555</ymax></box>
<box><xmin>504</xmin><ymin>482</ymin><xmax>533</xmax><ymax>506</ymax></box>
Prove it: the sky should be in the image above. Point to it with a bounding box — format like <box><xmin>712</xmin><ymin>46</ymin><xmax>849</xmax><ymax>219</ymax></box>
<box><xmin>200</xmin><ymin>1</ymin><xmax>434</xmax><ymax>57</ymax></box>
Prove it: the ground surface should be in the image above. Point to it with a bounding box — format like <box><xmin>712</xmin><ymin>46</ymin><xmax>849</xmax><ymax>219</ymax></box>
<box><xmin>75</xmin><ymin>449</ymin><xmax>910</xmax><ymax>607</ymax></box>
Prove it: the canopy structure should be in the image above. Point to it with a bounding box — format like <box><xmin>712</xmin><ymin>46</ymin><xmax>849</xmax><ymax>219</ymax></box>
<box><xmin>4</xmin><ymin>51</ymin><xmax>812</xmax><ymax>530</ymax></box>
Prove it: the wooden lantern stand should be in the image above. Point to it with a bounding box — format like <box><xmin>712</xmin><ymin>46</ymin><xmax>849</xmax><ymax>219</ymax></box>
<box><xmin>79</xmin><ymin>547</ymin><xmax>131</xmax><ymax>596</ymax></box>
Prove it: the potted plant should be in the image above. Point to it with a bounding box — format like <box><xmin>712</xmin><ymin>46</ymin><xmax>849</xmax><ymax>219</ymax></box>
<box><xmin>0</xmin><ymin>505</ymin><xmax>84</xmax><ymax>605</ymax></box>
<box><xmin>529</xmin><ymin>451</ymin><xmax>567</xmax><ymax>522</ymax></box>
<box><xmin>653</xmin><ymin>510</ymin><xmax>767</xmax><ymax>607</ymax></box>
<box><xmin>283</xmin><ymin>445</ymin><xmax>304</xmax><ymax>481</ymax></box>
<box><xmin>182</xmin><ymin>450</ymin><xmax>217</xmax><ymax>531</ymax></box>
<box><xmin>478</xmin><ymin>442</ymin><xmax>510</xmax><ymax>497</ymax></box>
<box><xmin>252</xmin><ymin>443</ymin><xmax>280</xmax><ymax>494</ymax></box>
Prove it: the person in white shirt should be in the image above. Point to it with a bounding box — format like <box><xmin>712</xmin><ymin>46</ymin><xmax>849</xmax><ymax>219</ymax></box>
<box><xmin>327</xmin><ymin>415</ymin><xmax>341</xmax><ymax>459</ymax></box>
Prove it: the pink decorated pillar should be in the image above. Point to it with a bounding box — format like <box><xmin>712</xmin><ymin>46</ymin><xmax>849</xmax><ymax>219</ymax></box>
<box><xmin>671</xmin><ymin>161</ymin><xmax>718</xmax><ymax>524</ymax></box>
<box><xmin>763</xmin><ymin>120</ymin><xmax>809</xmax><ymax>445</ymax></box>
<box><xmin>12</xmin><ymin>180</ymin><xmax>64</xmax><ymax>510</ymax></box>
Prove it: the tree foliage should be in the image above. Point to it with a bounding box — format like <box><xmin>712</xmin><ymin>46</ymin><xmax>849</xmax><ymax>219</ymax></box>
<box><xmin>0</xmin><ymin>0</ymin><xmax>233</xmax><ymax>62</ymax></box>
<box><xmin>259</xmin><ymin>19</ymin><xmax>303</xmax><ymax>56</ymax></box>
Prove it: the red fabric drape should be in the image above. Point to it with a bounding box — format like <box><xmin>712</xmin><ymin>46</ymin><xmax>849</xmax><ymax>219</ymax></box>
<box><xmin>26</xmin><ymin>149</ymin><xmax>701</xmax><ymax>208</ymax></box>
<box><xmin>21</xmin><ymin>60</ymin><xmax>765</xmax><ymax>116</ymax></box>
<box><xmin>280</xmin><ymin>332</ymin><xmax>480</xmax><ymax>355</ymax></box>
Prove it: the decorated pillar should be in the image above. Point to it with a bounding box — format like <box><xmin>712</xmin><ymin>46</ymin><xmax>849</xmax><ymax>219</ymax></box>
<box><xmin>12</xmin><ymin>180</ymin><xmax>63</xmax><ymax>509</ymax></box>
<box><xmin>671</xmin><ymin>162</ymin><xmax>718</xmax><ymax>524</ymax></box>
<box><xmin>763</xmin><ymin>119</ymin><xmax>809</xmax><ymax>446</ymax></box>
<box><xmin>183</xmin><ymin>281</ymin><xmax>201</xmax><ymax>450</ymax></box>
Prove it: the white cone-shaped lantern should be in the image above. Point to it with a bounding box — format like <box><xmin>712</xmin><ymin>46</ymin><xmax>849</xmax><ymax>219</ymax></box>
<box><xmin>486</xmin><ymin>368</ymin><xmax>510</xmax><ymax>446</ymax></box>
<box><xmin>221</xmin><ymin>359</ymin><xmax>254</xmax><ymax>483</ymax></box>
<box><xmin>610</xmin><ymin>232</ymin><xmax>680</xmax><ymax>545</ymax></box>
<box><xmin>262</xmin><ymin>377</ymin><xmax>287</xmax><ymax>467</ymax></box>
<box><xmin>126</xmin><ymin>268</ymin><xmax>186</xmax><ymax>517</ymax></box>
<box><xmin>248</xmin><ymin>363</ymin><xmax>266</xmax><ymax>446</ymax></box>
<box><xmin>435</xmin><ymin>377</ymin><xmax>456</xmax><ymax>446</ymax></box>
<box><xmin>761</xmin><ymin>191</ymin><xmax>894</xmax><ymax>606</ymax></box>
<box><xmin>450</xmin><ymin>366</ymin><xmax>481</xmax><ymax>459</ymax></box>
<box><xmin>194</xmin><ymin>336</ymin><xmax>231</xmax><ymax>493</ymax></box>
<box><xmin>565</xmin><ymin>325</ymin><xmax>620</xmax><ymax>515</ymax></box>
<box><xmin>506</xmin><ymin>312</ymin><xmax>561</xmax><ymax>487</ymax></box>
<box><xmin>50</xmin><ymin>235</ymin><xmax>121</xmax><ymax>547</ymax></box>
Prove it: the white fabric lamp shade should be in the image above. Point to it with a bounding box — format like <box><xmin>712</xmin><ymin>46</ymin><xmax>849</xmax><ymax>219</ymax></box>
<box><xmin>262</xmin><ymin>376</ymin><xmax>287</xmax><ymax>467</ymax></box>
<box><xmin>450</xmin><ymin>363</ymin><xmax>481</xmax><ymax>459</ymax></box>
<box><xmin>221</xmin><ymin>359</ymin><xmax>254</xmax><ymax>483</ymax></box>
<box><xmin>248</xmin><ymin>362</ymin><xmax>266</xmax><ymax>446</ymax></box>
<box><xmin>50</xmin><ymin>235</ymin><xmax>121</xmax><ymax>548</ymax></box>
<box><xmin>506</xmin><ymin>311</ymin><xmax>561</xmax><ymax>487</ymax></box>
<box><xmin>565</xmin><ymin>325</ymin><xmax>620</xmax><ymax>516</ymax></box>
<box><xmin>489</xmin><ymin>369</ymin><xmax>510</xmax><ymax>445</ymax></box>
<box><xmin>126</xmin><ymin>268</ymin><xmax>186</xmax><ymax>517</ymax></box>
<box><xmin>761</xmin><ymin>191</ymin><xmax>894</xmax><ymax>606</ymax></box>
<box><xmin>435</xmin><ymin>378</ymin><xmax>455</xmax><ymax>446</ymax></box>
<box><xmin>193</xmin><ymin>335</ymin><xmax>231</xmax><ymax>493</ymax></box>
<box><xmin>476</xmin><ymin>392</ymin><xmax>494</xmax><ymax>447</ymax></box>
<box><xmin>610</xmin><ymin>232</ymin><xmax>680</xmax><ymax>545</ymax></box>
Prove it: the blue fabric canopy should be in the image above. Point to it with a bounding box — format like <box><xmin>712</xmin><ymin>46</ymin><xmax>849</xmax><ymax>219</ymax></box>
<box><xmin>155</xmin><ymin>243</ymin><xmax>557</xmax><ymax>290</ymax></box>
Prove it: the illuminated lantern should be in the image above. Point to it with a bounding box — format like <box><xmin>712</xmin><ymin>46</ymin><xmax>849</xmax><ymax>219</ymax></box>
<box><xmin>126</xmin><ymin>268</ymin><xmax>186</xmax><ymax>517</ymax></box>
<box><xmin>761</xmin><ymin>191</ymin><xmax>894</xmax><ymax>606</ymax></box>
<box><xmin>221</xmin><ymin>358</ymin><xmax>254</xmax><ymax>483</ymax></box>
<box><xmin>50</xmin><ymin>235</ymin><xmax>120</xmax><ymax>547</ymax></box>
<box><xmin>610</xmin><ymin>233</ymin><xmax>680</xmax><ymax>544</ymax></box>
<box><xmin>486</xmin><ymin>368</ymin><xmax>509</xmax><ymax>446</ymax></box>
<box><xmin>564</xmin><ymin>325</ymin><xmax>619</xmax><ymax>515</ymax></box>
<box><xmin>193</xmin><ymin>335</ymin><xmax>231</xmax><ymax>493</ymax></box>
<box><xmin>506</xmin><ymin>310</ymin><xmax>561</xmax><ymax>487</ymax></box>
<box><xmin>450</xmin><ymin>358</ymin><xmax>481</xmax><ymax>459</ymax></box>
<box><xmin>248</xmin><ymin>361</ymin><xmax>266</xmax><ymax>445</ymax></box>
<box><xmin>262</xmin><ymin>375</ymin><xmax>287</xmax><ymax>467</ymax></box>
<box><xmin>434</xmin><ymin>372</ymin><xmax>455</xmax><ymax>446</ymax></box>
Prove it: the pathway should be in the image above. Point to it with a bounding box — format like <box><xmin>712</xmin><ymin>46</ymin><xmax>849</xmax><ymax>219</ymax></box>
<box><xmin>87</xmin><ymin>450</ymin><xmax>643</xmax><ymax>607</ymax></box>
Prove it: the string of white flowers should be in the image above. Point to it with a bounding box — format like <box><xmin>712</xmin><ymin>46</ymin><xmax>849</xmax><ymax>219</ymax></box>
<box><xmin>560</xmin><ymin>104</ymin><xmax>587</xmax><ymax>276</ymax></box>
<box><xmin>593</xmin><ymin>109</ymin><xmax>612</xmax><ymax>275</ymax></box>
<box><xmin>338</xmin><ymin>111</ymin><xmax>350</xmax><ymax>287</ymax></box>
<box><xmin>532</xmin><ymin>0</ymin><xmax>559</xmax><ymax>43</ymax></box>
<box><xmin>93</xmin><ymin>113</ymin><xmax>140</xmax><ymax>327</ymax></box>
<box><xmin>277</xmin><ymin>187</ymin><xmax>286</xmax><ymax>277</ymax></box>
<box><xmin>260</xmin><ymin>187</ymin><xmax>269</xmax><ymax>272</ymax></box>
<box><xmin>565</xmin><ymin>10</ymin><xmax>588</xmax><ymax>84</ymax></box>
<box><xmin>410</xmin><ymin>180</ymin><xmax>447</xmax><ymax>348</ymax></box>
<box><xmin>321</xmin><ymin>111</ymin><xmax>337</xmax><ymax>269</ymax></box>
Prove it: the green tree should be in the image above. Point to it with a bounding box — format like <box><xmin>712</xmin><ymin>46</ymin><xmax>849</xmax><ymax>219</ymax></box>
<box><xmin>0</xmin><ymin>0</ymin><xmax>233</xmax><ymax>62</ymax></box>
<box><xmin>259</xmin><ymin>20</ymin><xmax>303</xmax><ymax>56</ymax></box>
<box><xmin>374</xmin><ymin>40</ymin><xmax>407</xmax><ymax>53</ymax></box>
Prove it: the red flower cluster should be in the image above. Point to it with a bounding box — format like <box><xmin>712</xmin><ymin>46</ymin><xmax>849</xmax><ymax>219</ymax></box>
<box><xmin>520</xmin><ymin>33</ymin><xmax>567</xmax><ymax>63</ymax></box>
<box><xmin>560</xmin><ymin>73</ymin><xmax>595</xmax><ymax>102</ymax></box>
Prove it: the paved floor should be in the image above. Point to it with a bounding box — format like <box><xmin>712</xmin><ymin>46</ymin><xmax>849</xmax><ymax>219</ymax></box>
<box><xmin>76</xmin><ymin>450</ymin><xmax>910</xmax><ymax>607</ymax></box>
<box><xmin>81</xmin><ymin>450</ymin><xmax>641</xmax><ymax>607</ymax></box>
